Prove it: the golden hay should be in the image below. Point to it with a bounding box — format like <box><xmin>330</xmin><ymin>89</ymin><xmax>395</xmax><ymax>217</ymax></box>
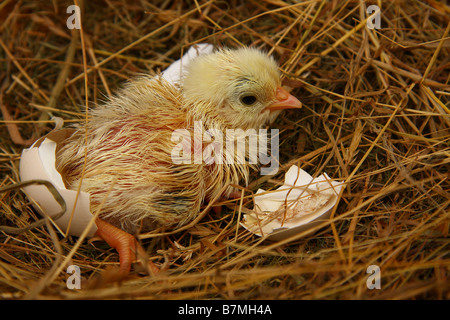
<box><xmin>0</xmin><ymin>0</ymin><xmax>449</xmax><ymax>299</ymax></box>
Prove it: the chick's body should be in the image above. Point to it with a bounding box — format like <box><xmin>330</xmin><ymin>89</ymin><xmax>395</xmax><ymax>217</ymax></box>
<box><xmin>57</xmin><ymin>77</ymin><xmax>206</xmax><ymax>233</ymax></box>
<box><xmin>56</xmin><ymin>47</ymin><xmax>301</xmax><ymax>237</ymax></box>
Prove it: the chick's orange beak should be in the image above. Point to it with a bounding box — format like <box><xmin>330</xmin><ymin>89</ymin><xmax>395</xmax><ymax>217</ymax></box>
<box><xmin>265</xmin><ymin>87</ymin><xmax>302</xmax><ymax>112</ymax></box>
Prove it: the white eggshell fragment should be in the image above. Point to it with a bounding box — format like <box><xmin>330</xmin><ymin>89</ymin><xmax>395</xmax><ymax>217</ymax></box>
<box><xmin>19</xmin><ymin>130</ymin><xmax>96</xmax><ymax>237</ymax></box>
<box><xmin>162</xmin><ymin>43</ymin><xmax>214</xmax><ymax>85</ymax></box>
<box><xmin>241</xmin><ymin>165</ymin><xmax>344</xmax><ymax>241</ymax></box>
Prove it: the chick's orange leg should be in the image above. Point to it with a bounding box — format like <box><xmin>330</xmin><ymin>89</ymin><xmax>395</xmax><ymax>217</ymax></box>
<box><xmin>94</xmin><ymin>218</ymin><xmax>136</xmax><ymax>273</ymax></box>
<box><xmin>94</xmin><ymin>218</ymin><xmax>158</xmax><ymax>274</ymax></box>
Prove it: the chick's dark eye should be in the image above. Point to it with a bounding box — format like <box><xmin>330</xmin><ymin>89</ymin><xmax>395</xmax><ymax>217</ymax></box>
<box><xmin>240</xmin><ymin>95</ymin><xmax>257</xmax><ymax>106</ymax></box>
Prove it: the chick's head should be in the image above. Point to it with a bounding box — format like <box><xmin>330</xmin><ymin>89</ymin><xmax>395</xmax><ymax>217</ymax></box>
<box><xmin>182</xmin><ymin>47</ymin><xmax>301</xmax><ymax>129</ymax></box>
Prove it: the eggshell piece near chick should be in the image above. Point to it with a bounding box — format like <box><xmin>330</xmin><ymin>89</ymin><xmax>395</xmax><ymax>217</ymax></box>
<box><xmin>241</xmin><ymin>165</ymin><xmax>344</xmax><ymax>241</ymax></box>
<box><xmin>162</xmin><ymin>43</ymin><xmax>214</xmax><ymax>85</ymax></box>
<box><xmin>19</xmin><ymin>129</ymin><xmax>96</xmax><ymax>237</ymax></box>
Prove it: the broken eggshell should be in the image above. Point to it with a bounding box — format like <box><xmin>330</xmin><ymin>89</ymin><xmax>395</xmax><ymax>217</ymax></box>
<box><xmin>241</xmin><ymin>165</ymin><xmax>344</xmax><ymax>241</ymax></box>
<box><xmin>19</xmin><ymin>129</ymin><xmax>96</xmax><ymax>237</ymax></box>
<box><xmin>19</xmin><ymin>44</ymin><xmax>214</xmax><ymax>238</ymax></box>
<box><xmin>162</xmin><ymin>43</ymin><xmax>214</xmax><ymax>85</ymax></box>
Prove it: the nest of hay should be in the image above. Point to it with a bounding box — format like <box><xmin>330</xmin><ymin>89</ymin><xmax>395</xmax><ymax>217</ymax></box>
<box><xmin>0</xmin><ymin>0</ymin><xmax>449</xmax><ymax>299</ymax></box>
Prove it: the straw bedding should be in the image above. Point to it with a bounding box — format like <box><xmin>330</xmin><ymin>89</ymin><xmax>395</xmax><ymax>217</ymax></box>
<box><xmin>0</xmin><ymin>0</ymin><xmax>448</xmax><ymax>299</ymax></box>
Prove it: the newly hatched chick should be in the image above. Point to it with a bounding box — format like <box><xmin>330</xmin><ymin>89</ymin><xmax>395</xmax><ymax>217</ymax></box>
<box><xmin>56</xmin><ymin>47</ymin><xmax>302</xmax><ymax>273</ymax></box>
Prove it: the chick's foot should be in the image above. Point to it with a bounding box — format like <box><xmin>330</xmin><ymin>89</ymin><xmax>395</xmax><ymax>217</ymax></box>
<box><xmin>94</xmin><ymin>218</ymin><xmax>158</xmax><ymax>275</ymax></box>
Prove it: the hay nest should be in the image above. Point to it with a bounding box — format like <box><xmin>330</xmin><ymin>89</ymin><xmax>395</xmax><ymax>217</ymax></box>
<box><xmin>0</xmin><ymin>0</ymin><xmax>449</xmax><ymax>299</ymax></box>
